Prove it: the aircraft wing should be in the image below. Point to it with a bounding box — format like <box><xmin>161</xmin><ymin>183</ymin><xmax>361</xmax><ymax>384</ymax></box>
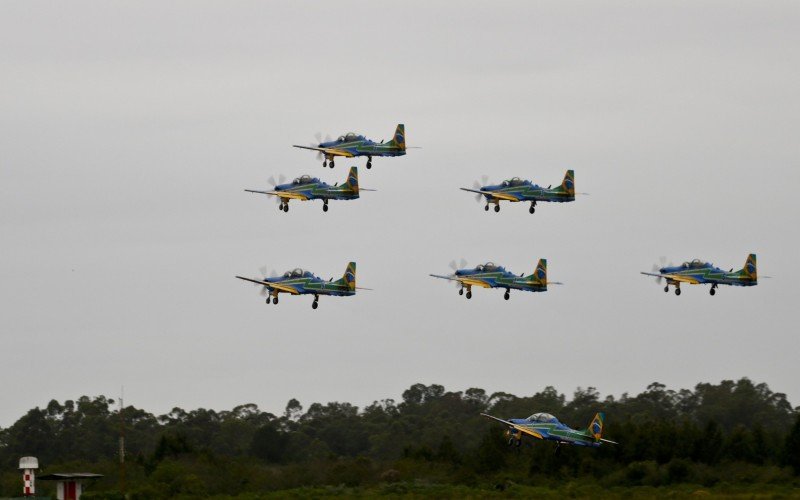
<box><xmin>292</xmin><ymin>145</ymin><xmax>355</xmax><ymax>158</ymax></box>
<box><xmin>600</xmin><ymin>438</ymin><xmax>619</xmax><ymax>445</ymax></box>
<box><xmin>459</xmin><ymin>188</ymin><xmax>519</xmax><ymax>201</ymax></box>
<box><xmin>429</xmin><ymin>274</ymin><xmax>492</xmax><ymax>288</ymax></box>
<box><xmin>235</xmin><ymin>276</ymin><xmax>301</xmax><ymax>294</ymax></box>
<box><xmin>244</xmin><ymin>189</ymin><xmax>309</xmax><ymax>201</ymax></box>
<box><xmin>640</xmin><ymin>272</ymin><xmax>700</xmax><ymax>284</ymax></box>
<box><xmin>480</xmin><ymin>413</ymin><xmax>544</xmax><ymax>440</ymax></box>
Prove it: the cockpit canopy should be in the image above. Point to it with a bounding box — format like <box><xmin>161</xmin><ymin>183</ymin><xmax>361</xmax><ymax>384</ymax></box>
<box><xmin>293</xmin><ymin>175</ymin><xmax>316</xmax><ymax>185</ymax></box>
<box><xmin>338</xmin><ymin>132</ymin><xmax>360</xmax><ymax>142</ymax></box>
<box><xmin>475</xmin><ymin>262</ymin><xmax>498</xmax><ymax>272</ymax></box>
<box><xmin>526</xmin><ymin>412</ymin><xmax>558</xmax><ymax>423</ymax></box>
<box><xmin>681</xmin><ymin>259</ymin><xmax>709</xmax><ymax>269</ymax></box>
<box><xmin>502</xmin><ymin>177</ymin><xmax>526</xmax><ymax>187</ymax></box>
<box><xmin>283</xmin><ymin>268</ymin><xmax>311</xmax><ymax>278</ymax></box>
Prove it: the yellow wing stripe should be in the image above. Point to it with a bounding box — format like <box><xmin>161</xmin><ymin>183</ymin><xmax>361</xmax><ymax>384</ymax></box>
<box><xmin>268</xmin><ymin>282</ymin><xmax>301</xmax><ymax>295</ymax></box>
<box><xmin>487</xmin><ymin>192</ymin><xmax>519</xmax><ymax>201</ymax></box>
<box><xmin>513</xmin><ymin>425</ymin><xmax>544</xmax><ymax>439</ymax></box>
<box><xmin>323</xmin><ymin>148</ymin><xmax>355</xmax><ymax>158</ymax></box>
<box><xmin>666</xmin><ymin>275</ymin><xmax>700</xmax><ymax>284</ymax></box>
<box><xmin>458</xmin><ymin>278</ymin><xmax>492</xmax><ymax>288</ymax></box>
<box><xmin>278</xmin><ymin>192</ymin><xmax>309</xmax><ymax>201</ymax></box>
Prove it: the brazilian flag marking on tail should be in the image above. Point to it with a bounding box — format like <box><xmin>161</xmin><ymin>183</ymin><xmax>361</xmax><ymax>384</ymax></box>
<box><xmin>562</xmin><ymin>170</ymin><xmax>575</xmax><ymax>196</ymax></box>
<box><xmin>343</xmin><ymin>262</ymin><xmax>356</xmax><ymax>291</ymax></box>
<box><xmin>533</xmin><ymin>259</ymin><xmax>547</xmax><ymax>285</ymax></box>
<box><xmin>588</xmin><ymin>412</ymin><xmax>605</xmax><ymax>440</ymax></box>
<box><xmin>744</xmin><ymin>253</ymin><xmax>757</xmax><ymax>281</ymax></box>
<box><xmin>346</xmin><ymin>167</ymin><xmax>359</xmax><ymax>193</ymax></box>
<box><xmin>391</xmin><ymin>124</ymin><xmax>405</xmax><ymax>150</ymax></box>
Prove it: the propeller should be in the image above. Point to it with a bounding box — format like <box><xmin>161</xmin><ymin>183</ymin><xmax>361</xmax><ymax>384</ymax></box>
<box><xmin>650</xmin><ymin>256</ymin><xmax>673</xmax><ymax>284</ymax></box>
<box><xmin>471</xmin><ymin>176</ymin><xmax>489</xmax><ymax>202</ymax></box>
<box><xmin>266</xmin><ymin>175</ymin><xmax>287</xmax><ymax>204</ymax></box>
<box><xmin>312</xmin><ymin>133</ymin><xmax>333</xmax><ymax>161</ymax></box>
<box><xmin>447</xmin><ymin>259</ymin><xmax>469</xmax><ymax>287</ymax></box>
<box><xmin>256</xmin><ymin>266</ymin><xmax>278</xmax><ymax>296</ymax></box>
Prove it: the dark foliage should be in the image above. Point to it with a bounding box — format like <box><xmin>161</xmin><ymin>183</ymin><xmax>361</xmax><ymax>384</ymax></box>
<box><xmin>0</xmin><ymin>377</ymin><xmax>797</xmax><ymax>497</ymax></box>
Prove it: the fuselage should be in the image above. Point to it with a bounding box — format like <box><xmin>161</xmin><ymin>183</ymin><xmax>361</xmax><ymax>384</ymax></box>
<box><xmin>263</xmin><ymin>272</ymin><xmax>354</xmax><ymax>296</ymax></box>
<box><xmin>455</xmin><ymin>266</ymin><xmax>545</xmax><ymax>292</ymax></box>
<box><xmin>318</xmin><ymin>136</ymin><xmax>405</xmax><ymax>158</ymax></box>
<box><xmin>481</xmin><ymin>180</ymin><xmax>574</xmax><ymax>203</ymax></box>
<box><xmin>659</xmin><ymin>262</ymin><xmax>756</xmax><ymax>287</ymax></box>
<box><xmin>507</xmin><ymin>417</ymin><xmax>599</xmax><ymax>447</ymax></box>
<box><xmin>274</xmin><ymin>178</ymin><xmax>358</xmax><ymax>201</ymax></box>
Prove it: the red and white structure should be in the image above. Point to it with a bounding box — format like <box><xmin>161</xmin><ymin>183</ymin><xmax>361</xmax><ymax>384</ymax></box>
<box><xmin>19</xmin><ymin>456</ymin><xmax>39</xmax><ymax>497</ymax></box>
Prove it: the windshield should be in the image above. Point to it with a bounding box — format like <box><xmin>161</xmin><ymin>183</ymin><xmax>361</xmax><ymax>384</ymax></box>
<box><xmin>682</xmin><ymin>259</ymin><xmax>708</xmax><ymax>269</ymax></box>
<box><xmin>291</xmin><ymin>268</ymin><xmax>304</xmax><ymax>277</ymax></box>
<box><xmin>483</xmin><ymin>262</ymin><xmax>497</xmax><ymax>271</ymax></box>
<box><xmin>526</xmin><ymin>413</ymin><xmax>558</xmax><ymax>423</ymax></box>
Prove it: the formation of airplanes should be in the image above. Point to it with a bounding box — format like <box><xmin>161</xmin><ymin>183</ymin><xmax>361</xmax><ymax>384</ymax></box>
<box><xmin>233</xmin><ymin>121</ymin><xmax>771</xmax><ymax>452</ymax></box>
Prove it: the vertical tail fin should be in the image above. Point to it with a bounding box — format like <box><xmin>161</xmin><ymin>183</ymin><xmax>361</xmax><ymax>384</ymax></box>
<box><xmin>339</xmin><ymin>261</ymin><xmax>356</xmax><ymax>291</ymax></box>
<box><xmin>345</xmin><ymin>167</ymin><xmax>359</xmax><ymax>194</ymax></box>
<box><xmin>389</xmin><ymin>124</ymin><xmax>405</xmax><ymax>150</ymax></box>
<box><xmin>530</xmin><ymin>258</ymin><xmax>547</xmax><ymax>286</ymax></box>
<box><xmin>742</xmin><ymin>253</ymin><xmax>757</xmax><ymax>281</ymax></box>
<box><xmin>587</xmin><ymin>412</ymin><xmax>605</xmax><ymax>440</ymax></box>
<box><xmin>561</xmin><ymin>170</ymin><xmax>575</xmax><ymax>196</ymax></box>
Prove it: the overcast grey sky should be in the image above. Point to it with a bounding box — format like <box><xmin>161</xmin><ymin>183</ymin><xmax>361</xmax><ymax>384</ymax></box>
<box><xmin>1</xmin><ymin>1</ymin><xmax>799</xmax><ymax>426</ymax></box>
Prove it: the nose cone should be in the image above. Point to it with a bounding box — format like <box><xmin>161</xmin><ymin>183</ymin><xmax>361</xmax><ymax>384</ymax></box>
<box><xmin>659</xmin><ymin>267</ymin><xmax>667</xmax><ymax>273</ymax></box>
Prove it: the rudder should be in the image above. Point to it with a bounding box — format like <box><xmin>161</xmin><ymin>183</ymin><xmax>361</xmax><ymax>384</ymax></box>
<box><xmin>341</xmin><ymin>261</ymin><xmax>356</xmax><ymax>291</ymax></box>
<box><xmin>531</xmin><ymin>258</ymin><xmax>547</xmax><ymax>286</ymax></box>
<box><xmin>390</xmin><ymin>124</ymin><xmax>405</xmax><ymax>150</ymax></box>
<box><xmin>742</xmin><ymin>253</ymin><xmax>757</xmax><ymax>281</ymax></box>
<box><xmin>561</xmin><ymin>170</ymin><xmax>575</xmax><ymax>196</ymax></box>
<box><xmin>587</xmin><ymin>412</ymin><xmax>605</xmax><ymax>440</ymax></box>
<box><xmin>345</xmin><ymin>167</ymin><xmax>359</xmax><ymax>193</ymax></box>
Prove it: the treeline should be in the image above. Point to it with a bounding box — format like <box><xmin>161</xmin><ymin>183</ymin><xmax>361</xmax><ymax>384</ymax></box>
<box><xmin>1</xmin><ymin>378</ymin><xmax>800</xmax><ymax>498</ymax></box>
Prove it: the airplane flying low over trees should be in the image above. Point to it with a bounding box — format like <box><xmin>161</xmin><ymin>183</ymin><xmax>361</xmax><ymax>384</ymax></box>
<box><xmin>460</xmin><ymin>170</ymin><xmax>579</xmax><ymax>213</ymax></box>
<box><xmin>481</xmin><ymin>411</ymin><xmax>617</xmax><ymax>454</ymax></box>
<box><xmin>236</xmin><ymin>262</ymin><xmax>367</xmax><ymax>309</ymax></box>
<box><xmin>244</xmin><ymin>167</ymin><xmax>373</xmax><ymax>213</ymax></box>
<box><xmin>429</xmin><ymin>259</ymin><xmax>561</xmax><ymax>300</ymax></box>
<box><xmin>641</xmin><ymin>253</ymin><xmax>762</xmax><ymax>296</ymax></box>
<box><xmin>293</xmin><ymin>124</ymin><xmax>407</xmax><ymax>169</ymax></box>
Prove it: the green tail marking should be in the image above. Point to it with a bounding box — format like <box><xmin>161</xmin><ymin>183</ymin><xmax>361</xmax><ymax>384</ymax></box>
<box><xmin>587</xmin><ymin>412</ymin><xmax>604</xmax><ymax>440</ymax></box>
<box><xmin>561</xmin><ymin>169</ymin><xmax>575</xmax><ymax>196</ymax></box>
<box><xmin>334</xmin><ymin>262</ymin><xmax>356</xmax><ymax>291</ymax></box>
<box><xmin>529</xmin><ymin>259</ymin><xmax>547</xmax><ymax>285</ymax></box>
<box><xmin>388</xmin><ymin>124</ymin><xmax>405</xmax><ymax>150</ymax></box>
<box><xmin>345</xmin><ymin>167</ymin><xmax>359</xmax><ymax>193</ymax></box>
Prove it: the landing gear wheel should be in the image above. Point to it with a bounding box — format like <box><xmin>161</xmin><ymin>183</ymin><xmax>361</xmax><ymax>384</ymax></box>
<box><xmin>710</xmin><ymin>287</ymin><xmax>716</xmax><ymax>296</ymax></box>
<box><xmin>484</xmin><ymin>205</ymin><xmax>490</xmax><ymax>211</ymax></box>
<box><xmin>529</xmin><ymin>205</ymin><xmax>536</xmax><ymax>214</ymax></box>
<box><xmin>312</xmin><ymin>301</ymin><xmax>318</xmax><ymax>309</ymax></box>
<box><xmin>494</xmin><ymin>205</ymin><xmax>500</xmax><ymax>213</ymax></box>
<box><xmin>329</xmin><ymin>160</ymin><xmax>335</xmax><ymax>168</ymax></box>
<box><xmin>283</xmin><ymin>204</ymin><xmax>289</xmax><ymax>212</ymax></box>
<box><xmin>323</xmin><ymin>160</ymin><xmax>328</xmax><ymax>168</ymax></box>
<box><xmin>675</xmin><ymin>288</ymin><xmax>681</xmax><ymax>296</ymax></box>
<box><xmin>266</xmin><ymin>297</ymin><xmax>271</xmax><ymax>304</ymax></box>
<box><xmin>664</xmin><ymin>285</ymin><xmax>669</xmax><ymax>293</ymax></box>
<box><xmin>504</xmin><ymin>291</ymin><xmax>510</xmax><ymax>300</ymax></box>
<box><xmin>466</xmin><ymin>291</ymin><xmax>472</xmax><ymax>299</ymax></box>
<box><xmin>278</xmin><ymin>203</ymin><xmax>284</xmax><ymax>211</ymax></box>
<box><xmin>273</xmin><ymin>296</ymin><xmax>279</xmax><ymax>304</ymax></box>
<box><xmin>458</xmin><ymin>288</ymin><xmax>464</xmax><ymax>296</ymax></box>
<box><xmin>366</xmin><ymin>159</ymin><xmax>372</xmax><ymax>169</ymax></box>
<box><xmin>323</xmin><ymin>204</ymin><xmax>328</xmax><ymax>212</ymax></box>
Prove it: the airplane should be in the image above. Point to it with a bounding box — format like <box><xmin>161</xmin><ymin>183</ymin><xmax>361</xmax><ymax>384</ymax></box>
<box><xmin>235</xmin><ymin>262</ymin><xmax>366</xmax><ymax>309</ymax></box>
<box><xmin>293</xmin><ymin>124</ymin><xmax>407</xmax><ymax>169</ymax></box>
<box><xmin>641</xmin><ymin>253</ymin><xmax>760</xmax><ymax>296</ymax></box>
<box><xmin>429</xmin><ymin>259</ymin><xmax>560</xmax><ymax>300</ymax></box>
<box><xmin>481</xmin><ymin>412</ymin><xmax>617</xmax><ymax>454</ymax></box>
<box><xmin>460</xmin><ymin>170</ymin><xmax>577</xmax><ymax>213</ymax></box>
<box><xmin>244</xmin><ymin>167</ymin><xmax>373</xmax><ymax>213</ymax></box>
